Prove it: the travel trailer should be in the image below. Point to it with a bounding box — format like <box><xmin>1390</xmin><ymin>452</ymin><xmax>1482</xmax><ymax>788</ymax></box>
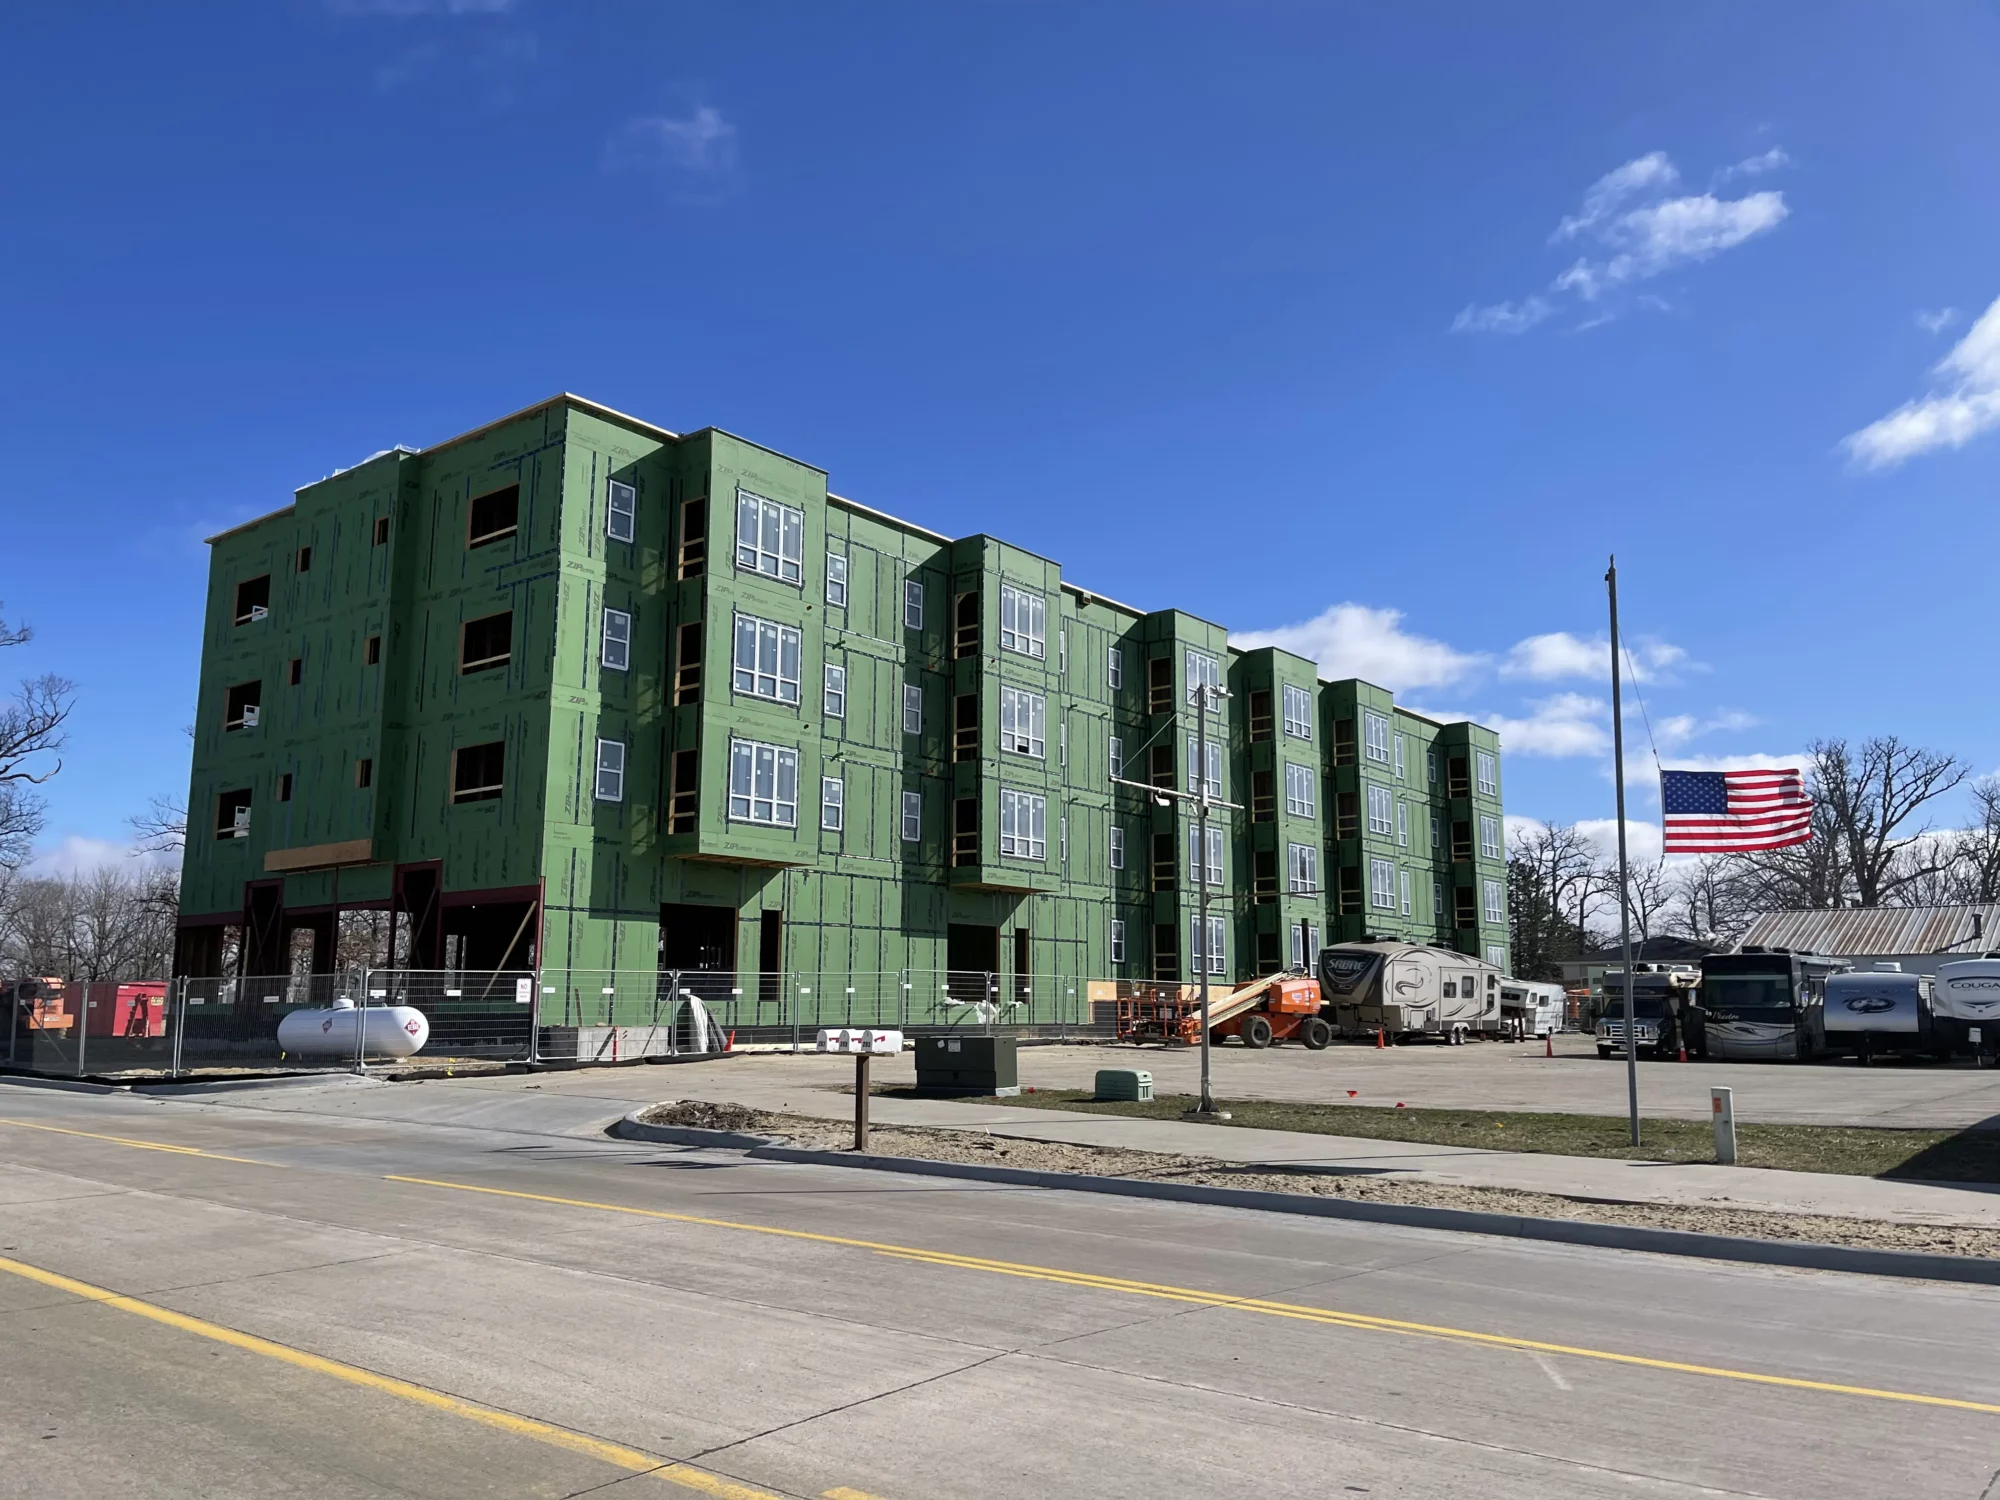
<box><xmin>1933</xmin><ymin>959</ymin><xmax>2000</xmax><ymax>1066</ymax></box>
<box><xmin>1317</xmin><ymin>941</ymin><xmax>1503</xmax><ymax>1044</ymax></box>
<box><xmin>1822</xmin><ymin>967</ymin><xmax>1938</xmax><ymax>1064</ymax></box>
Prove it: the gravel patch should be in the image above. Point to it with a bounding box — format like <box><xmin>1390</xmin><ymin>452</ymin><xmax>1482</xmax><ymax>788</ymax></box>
<box><xmin>638</xmin><ymin>1099</ymin><xmax>2000</xmax><ymax>1260</ymax></box>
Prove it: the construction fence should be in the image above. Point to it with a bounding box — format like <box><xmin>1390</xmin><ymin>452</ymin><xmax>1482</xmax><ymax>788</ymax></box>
<box><xmin>0</xmin><ymin>968</ymin><xmax>1189</xmax><ymax>1079</ymax></box>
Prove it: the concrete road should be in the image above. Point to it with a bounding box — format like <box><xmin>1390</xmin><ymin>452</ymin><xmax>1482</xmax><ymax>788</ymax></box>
<box><xmin>3</xmin><ymin>1082</ymin><xmax>2000</xmax><ymax>1499</ymax></box>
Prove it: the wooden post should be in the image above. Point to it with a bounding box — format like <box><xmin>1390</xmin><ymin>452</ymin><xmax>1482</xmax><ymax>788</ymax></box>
<box><xmin>855</xmin><ymin>1052</ymin><xmax>871</xmax><ymax>1151</ymax></box>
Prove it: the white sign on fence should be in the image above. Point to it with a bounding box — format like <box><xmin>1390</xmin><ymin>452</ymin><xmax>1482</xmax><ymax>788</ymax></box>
<box><xmin>515</xmin><ymin>978</ymin><xmax>533</xmax><ymax>1005</ymax></box>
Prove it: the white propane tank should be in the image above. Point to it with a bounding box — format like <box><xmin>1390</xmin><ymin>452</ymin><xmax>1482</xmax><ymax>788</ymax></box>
<box><xmin>275</xmin><ymin>996</ymin><xmax>429</xmax><ymax>1058</ymax></box>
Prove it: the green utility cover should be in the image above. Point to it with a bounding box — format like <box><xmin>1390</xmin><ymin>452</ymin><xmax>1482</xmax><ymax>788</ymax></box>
<box><xmin>1095</xmin><ymin>1068</ymin><xmax>1152</xmax><ymax>1102</ymax></box>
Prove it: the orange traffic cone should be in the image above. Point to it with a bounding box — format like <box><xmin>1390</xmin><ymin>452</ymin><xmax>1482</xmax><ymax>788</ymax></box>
<box><xmin>1544</xmin><ymin>1032</ymin><xmax>1553</xmax><ymax>1058</ymax></box>
<box><xmin>1376</xmin><ymin>1027</ymin><xmax>1385</xmax><ymax>1050</ymax></box>
<box><xmin>726</xmin><ymin>1029</ymin><xmax>736</xmax><ymax>1053</ymax></box>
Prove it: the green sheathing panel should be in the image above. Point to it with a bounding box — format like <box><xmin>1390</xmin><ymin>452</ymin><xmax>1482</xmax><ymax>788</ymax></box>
<box><xmin>537</xmin><ymin>408</ymin><xmax>675</xmax><ymax>971</ymax></box>
<box><xmin>179</xmin><ymin>396</ymin><xmax>1508</xmax><ymax>1002</ymax></box>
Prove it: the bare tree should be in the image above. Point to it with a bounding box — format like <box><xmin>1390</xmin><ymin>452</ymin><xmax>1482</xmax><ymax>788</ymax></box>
<box><xmin>127</xmin><ymin>792</ymin><xmax>188</xmax><ymax>856</ymax></box>
<box><xmin>0</xmin><ymin>604</ymin><xmax>76</xmax><ymax>869</ymax></box>
<box><xmin>1662</xmin><ymin>858</ymin><xmax>1753</xmax><ymax>946</ymax></box>
<box><xmin>1815</xmin><ymin>736</ymin><xmax>1969</xmax><ymax>906</ymax></box>
<box><xmin>1508</xmin><ymin>822</ymin><xmax>1613</xmax><ymax>978</ymax></box>
<box><xmin>0</xmin><ymin>865</ymin><xmax>178</xmax><ymax>981</ymax></box>
<box><xmin>1622</xmin><ymin>857</ymin><xmax>1673</xmax><ymax>945</ymax></box>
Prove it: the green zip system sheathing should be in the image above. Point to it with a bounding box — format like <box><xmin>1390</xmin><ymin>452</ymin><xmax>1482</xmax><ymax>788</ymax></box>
<box><xmin>178</xmin><ymin>395</ymin><xmax>1510</xmax><ymax>998</ymax></box>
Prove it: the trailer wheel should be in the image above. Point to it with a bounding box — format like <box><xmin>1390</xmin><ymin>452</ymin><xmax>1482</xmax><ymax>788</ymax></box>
<box><xmin>1241</xmin><ymin>1014</ymin><xmax>1274</xmax><ymax>1049</ymax></box>
<box><xmin>1300</xmin><ymin>1016</ymin><xmax>1332</xmax><ymax>1050</ymax></box>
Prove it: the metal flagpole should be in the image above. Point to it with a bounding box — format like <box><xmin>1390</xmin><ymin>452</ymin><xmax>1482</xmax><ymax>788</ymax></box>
<box><xmin>1195</xmin><ymin>673</ymin><xmax>1215</xmax><ymax>1117</ymax></box>
<box><xmin>1607</xmin><ymin>556</ymin><xmax>1640</xmax><ymax>1147</ymax></box>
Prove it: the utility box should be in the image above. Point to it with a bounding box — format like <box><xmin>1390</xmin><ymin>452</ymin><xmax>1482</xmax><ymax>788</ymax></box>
<box><xmin>914</xmin><ymin>1034</ymin><xmax>1019</xmax><ymax>1096</ymax></box>
<box><xmin>1095</xmin><ymin>1068</ymin><xmax>1152</xmax><ymax>1102</ymax></box>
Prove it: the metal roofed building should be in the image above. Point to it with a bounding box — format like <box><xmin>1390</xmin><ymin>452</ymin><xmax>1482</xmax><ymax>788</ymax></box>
<box><xmin>173</xmin><ymin>394</ymin><xmax>1511</xmax><ymax>1006</ymax></box>
<box><xmin>1733</xmin><ymin>905</ymin><xmax>2000</xmax><ymax>976</ymax></box>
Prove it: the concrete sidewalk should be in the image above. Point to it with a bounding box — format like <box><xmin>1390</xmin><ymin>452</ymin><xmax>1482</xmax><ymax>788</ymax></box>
<box><xmin>650</xmin><ymin>1058</ymin><xmax>2000</xmax><ymax>1230</ymax></box>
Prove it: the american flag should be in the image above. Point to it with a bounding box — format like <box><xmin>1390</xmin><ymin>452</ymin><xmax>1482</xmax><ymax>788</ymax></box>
<box><xmin>1660</xmin><ymin>768</ymin><xmax>1814</xmax><ymax>854</ymax></box>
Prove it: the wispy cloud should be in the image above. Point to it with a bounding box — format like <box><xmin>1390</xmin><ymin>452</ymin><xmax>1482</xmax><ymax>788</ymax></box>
<box><xmin>26</xmin><ymin>835</ymin><xmax>177</xmax><ymax>879</ymax></box>
<box><xmin>1501</xmin><ymin>631</ymin><xmax>1688</xmax><ymax>684</ymax></box>
<box><xmin>604</xmin><ymin>106</ymin><xmax>738</xmax><ymax>176</ymax></box>
<box><xmin>1916</xmin><ymin>307</ymin><xmax>1961</xmax><ymax>336</ymax></box>
<box><xmin>1230</xmin><ymin>604</ymin><xmax>1486</xmax><ymax>692</ymax></box>
<box><xmin>1454</xmin><ymin>149</ymin><xmax>1790</xmax><ymax>335</ymax></box>
<box><xmin>1714</xmin><ymin>146</ymin><xmax>1790</xmax><ymax>183</ymax></box>
<box><xmin>1843</xmin><ymin>293</ymin><xmax>2000</xmax><ymax>470</ymax></box>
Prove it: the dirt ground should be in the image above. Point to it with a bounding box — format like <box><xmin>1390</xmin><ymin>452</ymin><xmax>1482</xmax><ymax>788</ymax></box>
<box><xmin>637</xmin><ymin>1100</ymin><xmax>2000</xmax><ymax>1261</ymax></box>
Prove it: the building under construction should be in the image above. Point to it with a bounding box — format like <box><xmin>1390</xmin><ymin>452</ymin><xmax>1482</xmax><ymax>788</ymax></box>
<box><xmin>175</xmin><ymin>395</ymin><xmax>1510</xmax><ymax>999</ymax></box>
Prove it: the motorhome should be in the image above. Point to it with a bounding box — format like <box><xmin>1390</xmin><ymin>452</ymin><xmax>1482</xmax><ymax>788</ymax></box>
<box><xmin>1498</xmin><ymin>980</ymin><xmax>1565</xmax><ymax>1040</ymax></box>
<box><xmin>1701</xmin><ymin>948</ymin><xmax>1847</xmax><ymax>1061</ymax></box>
<box><xmin>1822</xmin><ymin>967</ymin><xmax>1939</xmax><ymax>1064</ymax></box>
<box><xmin>1317</xmin><ymin>941</ymin><xmax>1503</xmax><ymax>1044</ymax></box>
<box><xmin>1594</xmin><ymin>966</ymin><xmax>1702</xmax><ymax>1059</ymax></box>
<box><xmin>1933</xmin><ymin>959</ymin><xmax>2000</xmax><ymax>1066</ymax></box>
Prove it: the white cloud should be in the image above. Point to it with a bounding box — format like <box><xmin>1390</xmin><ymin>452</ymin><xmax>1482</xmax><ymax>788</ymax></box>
<box><xmin>1715</xmin><ymin>147</ymin><xmax>1789</xmax><ymax>182</ymax></box>
<box><xmin>25</xmin><ymin>836</ymin><xmax>177</xmax><ymax>879</ymax></box>
<box><xmin>1552</xmin><ymin>152</ymin><xmax>1678</xmax><ymax>242</ymax></box>
<box><xmin>1501</xmin><ymin>632</ymin><xmax>1688</xmax><ymax>684</ymax></box>
<box><xmin>1916</xmin><ymin>307</ymin><xmax>1960</xmax><ymax>335</ymax></box>
<box><xmin>1456</xmin><ymin>150</ymin><xmax>1788</xmax><ymax>333</ymax></box>
<box><xmin>1843</xmin><ymin>294</ymin><xmax>2000</xmax><ymax>469</ymax></box>
<box><xmin>1230</xmin><ymin>605</ymin><xmax>1484</xmax><ymax>692</ymax></box>
<box><xmin>604</xmin><ymin>107</ymin><xmax>738</xmax><ymax>175</ymax></box>
<box><xmin>1411</xmin><ymin>693</ymin><xmax>1611</xmax><ymax>758</ymax></box>
<box><xmin>1450</xmin><ymin>297</ymin><xmax>1552</xmax><ymax>335</ymax></box>
<box><xmin>1573</xmin><ymin>817</ymin><xmax>1665</xmax><ymax>867</ymax></box>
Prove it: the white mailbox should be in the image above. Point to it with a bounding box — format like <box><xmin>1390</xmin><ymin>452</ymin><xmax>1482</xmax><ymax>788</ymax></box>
<box><xmin>816</xmin><ymin>1027</ymin><xmax>903</xmax><ymax>1055</ymax></box>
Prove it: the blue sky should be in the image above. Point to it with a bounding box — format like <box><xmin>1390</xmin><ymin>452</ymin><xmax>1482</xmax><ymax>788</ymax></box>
<box><xmin>5</xmin><ymin>1</ymin><xmax>2000</xmax><ymax>871</ymax></box>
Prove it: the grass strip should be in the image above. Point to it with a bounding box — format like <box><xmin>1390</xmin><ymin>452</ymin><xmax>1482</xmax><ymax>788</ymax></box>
<box><xmin>935</xmin><ymin>1089</ymin><xmax>2000</xmax><ymax>1182</ymax></box>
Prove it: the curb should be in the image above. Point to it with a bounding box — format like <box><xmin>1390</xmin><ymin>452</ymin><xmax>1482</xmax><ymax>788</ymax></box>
<box><xmin>0</xmin><ymin>1073</ymin><xmax>129</xmax><ymax>1095</ymax></box>
<box><xmin>613</xmin><ymin>1111</ymin><xmax>787</xmax><ymax>1151</ymax></box>
<box><xmin>607</xmin><ymin>1116</ymin><xmax>2000</xmax><ymax>1288</ymax></box>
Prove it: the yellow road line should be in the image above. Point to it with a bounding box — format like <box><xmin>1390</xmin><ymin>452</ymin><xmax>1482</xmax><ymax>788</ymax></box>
<box><xmin>0</xmin><ymin>1252</ymin><xmax>787</xmax><ymax>1500</ymax></box>
<box><xmin>386</xmin><ymin>1174</ymin><xmax>2000</xmax><ymax>1419</ymax></box>
<box><xmin>0</xmin><ymin>1117</ymin><xmax>281</xmax><ymax>1166</ymax></box>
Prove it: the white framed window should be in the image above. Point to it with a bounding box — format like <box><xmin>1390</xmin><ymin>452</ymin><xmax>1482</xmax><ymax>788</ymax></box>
<box><xmin>606</xmin><ymin>479</ymin><xmax>636</xmax><ymax>543</ymax></box>
<box><xmin>1431</xmin><ymin>810</ymin><xmax>1443</xmax><ymax>851</ymax></box>
<box><xmin>1109</xmin><ymin>735</ymin><xmax>1125</xmax><ymax>779</ymax></box>
<box><xmin>821</xmin><ymin>776</ymin><xmax>844</xmax><ymax>832</ymax></box>
<box><xmin>1282</xmin><ymin>683</ymin><xmax>1313</xmax><ymax>739</ymax></box>
<box><xmin>903</xmin><ymin>683</ymin><xmax>923</xmax><ymax>735</ymax></box>
<box><xmin>1428</xmin><ymin>746</ymin><xmax>1440</xmax><ymax>785</ymax></box>
<box><xmin>1397</xmin><ymin>800</ymin><xmax>1408</xmax><ymax>847</ymax></box>
<box><xmin>1370</xmin><ymin>858</ymin><xmax>1396</xmax><ymax>910</ymax></box>
<box><xmin>1486</xmin><ymin>944</ymin><xmax>1506</xmax><ymax>968</ymax></box>
<box><xmin>1185</xmin><ymin>649</ymin><xmax>1221</xmax><ymax>708</ymax></box>
<box><xmin>1479</xmin><ymin>814</ymin><xmax>1501</xmax><ymax>859</ymax></box>
<box><xmin>1400</xmin><ymin>869</ymin><xmax>1413</xmax><ymax>916</ymax></box>
<box><xmin>727</xmin><ymin>739</ymin><xmax>798</xmax><ymax>826</ymax></box>
<box><xmin>1110</xmin><ymin>825</ymin><xmax>1125</xmax><ymax>870</ymax></box>
<box><xmin>1484</xmin><ymin>878</ymin><xmax>1505</xmax><ymax>924</ymax></box>
<box><xmin>734</xmin><ymin>490</ymin><xmax>803</xmax><ymax>583</ymax></box>
<box><xmin>1364</xmin><ymin>712</ymin><xmax>1391</xmax><ymax>763</ymax></box>
<box><xmin>1287</xmin><ymin>842</ymin><xmax>1319</xmax><ymax>895</ymax></box>
<box><xmin>1434</xmin><ymin>878</ymin><xmax>1446</xmax><ymax>921</ymax></box>
<box><xmin>732</xmin><ymin>614</ymin><xmax>801</xmax><ymax>703</ymax></box>
<box><xmin>1394</xmin><ymin>733</ymin><xmax>1405</xmax><ymax>780</ymax></box>
<box><xmin>999</xmin><ymin>584</ymin><xmax>1047</xmax><ymax>659</ymax></box>
<box><xmin>1284</xmin><ymin>762</ymin><xmax>1316</xmax><ymax>818</ymax></box>
<box><xmin>1366</xmin><ymin>784</ymin><xmax>1394</xmax><ymax>836</ymax></box>
<box><xmin>903</xmin><ymin>578</ymin><xmax>924</xmax><ymax>630</ymax></box>
<box><xmin>1190</xmin><ymin>913</ymin><xmax>1226</xmax><ymax>975</ymax></box>
<box><xmin>1060</xmin><ymin>814</ymin><xmax>1068</xmax><ymax>865</ymax></box>
<box><xmin>1000</xmin><ymin>687</ymin><xmax>1046</xmax><ymax>758</ymax></box>
<box><xmin>1110</xmin><ymin>918</ymin><xmax>1126</xmax><ymax>965</ymax></box>
<box><xmin>600</xmin><ymin>607</ymin><xmax>631</xmax><ymax>672</ymax></box>
<box><xmin>999</xmin><ymin>788</ymin><xmax>1047</xmax><ymax>860</ymax></box>
<box><xmin>1184</xmin><ymin>737</ymin><xmax>1221</xmax><ymax>796</ymax></box>
<box><xmin>902</xmin><ymin>790</ymin><xmax>922</xmax><ymax>843</ymax></box>
<box><xmin>825</xmin><ymin>552</ymin><xmax>848</xmax><ymax>607</ymax></box>
<box><xmin>1477</xmin><ymin>751</ymin><xmax>1498</xmax><ymax>797</ymax></box>
<box><xmin>823</xmin><ymin>663</ymin><xmax>846</xmax><ymax>718</ymax></box>
<box><xmin>594</xmin><ymin>738</ymin><xmax>626</xmax><ymax>802</ymax></box>
<box><xmin>1186</xmin><ymin>825</ymin><xmax>1223</xmax><ymax>886</ymax></box>
<box><xmin>1059</xmin><ymin>718</ymin><xmax>1067</xmax><ymax>769</ymax></box>
<box><xmin>1108</xmin><ymin>646</ymin><xmax>1124</xmax><ymax>690</ymax></box>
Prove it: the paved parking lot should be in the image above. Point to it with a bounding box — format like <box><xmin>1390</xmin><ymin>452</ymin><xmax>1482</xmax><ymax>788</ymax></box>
<box><xmin>734</xmin><ymin>1032</ymin><xmax>2000</xmax><ymax>1129</ymax></box>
